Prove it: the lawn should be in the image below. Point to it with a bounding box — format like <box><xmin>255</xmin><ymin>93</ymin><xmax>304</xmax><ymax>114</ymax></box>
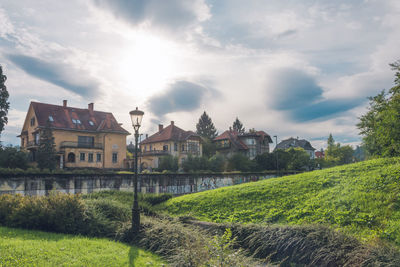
<box><xmin>0</xmin><ymin>226</ymin><xmax>165</xmax><ymax>266</ymax></box>
<box><xmin>160</xmin><ymin>157</ymin><xmax>400</xmax><ymax>244</ymax></box>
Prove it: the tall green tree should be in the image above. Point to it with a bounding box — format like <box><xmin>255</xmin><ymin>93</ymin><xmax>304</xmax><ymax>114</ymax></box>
<box><xmin>0</xmin><ymin>65</ymin><xmax>10</xmax><ymax>137</ymax></box>
<box><xmin>357</xmin><ymin>60</ymin><xmax>400</xmax><ymax>157</ymax></box>
<box><xmin>37</xmin><ymin>120</ymin><xmax>57</xmax><ymax>170</ymax></box>
<box><xmin>196</xmin><ymin>111</ymin><xmax>218</xmax><ymax>139</ymax></box>
<box><xmin>232</xmin><ymin>117</ymin><xmax>245</xmax><ymax>133</ymax></box>
<box><xmin>196</xmin><ymin>111</ymin><xmax>218</xmax><ymax>157</ymax></box>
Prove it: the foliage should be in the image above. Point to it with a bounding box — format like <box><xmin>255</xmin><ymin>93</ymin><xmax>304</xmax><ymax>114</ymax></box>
<box><xmin>232</xmin><ymin>117</ymin><xmax>245</xmax><ymax>133</ymax></box>
<box><xmin>182</xmin><ymin>154</ymin><xmax>209</xmax><ymax>172</ymax></box>
<box><xmin>208</xmin><ymin>154</ymin><xmax>226</xmax><ymax>172</ymax></box>
<box><xmin>325</xmin><ymin>134</ymin><xmax>354</xmax><ymax>165</ymax></box>
<box><xmin>0</xmin><ymin>146</ymin><xmax>29</xmax><ymax>169</ymax></box>
<box><xmin>37</xmin><ymin>120</ymin><xmax>57</xmax><ymax>170</ymax></box>
<box><xmin>161</xmin><ymin>157</ymin><xmax>400</xmax><ymax>245</ymax></box>
<box><xmin>196</xmin><ymin>111</ymin><xmax>218</xmax><ymax>140</ymax></box>
<box><xmin>0</xmin><ymin>65</ymin><xmax>9</xmax><ymax>135</ymax></box>
<box><xmin>0</xmin><ymin>226</ymin><xmax>165</xmax><ymax>266</ymax></box>
<box><xmin>227</xmin><ymin>153</ymin><xmax>255</xmax><ymax>172</ymax></box>
<box><xmin>254</xmin><ymin>152</ymin><xmax>276</xmax><ymax>171</ymax></box>
<box><xmin>358</xmin><ymin>60</ymin><xmax>400</xmax><ymax>157</ymax></box>
<box><xmin>158</xmin><ymin>154</ymin><xmax>178</xmax><ymax>172</ymax></box>
<box><xmin>286</xmin><ymin>147</ymin><xmax>311</xmax><ymax>170</ymax></box>
<box><xmin>201</xmin><ymin>137</ymin><xmax>217</xmax><ymax>158</ymax></box>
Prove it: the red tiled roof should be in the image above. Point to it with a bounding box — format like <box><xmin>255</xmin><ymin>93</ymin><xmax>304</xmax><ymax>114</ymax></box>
<box><xmin>27</xmin><ymin>101</ymin><xmax>130</xmax><ymax>134</ymax></box>
<box><xmin>214</xmin><ymin>130</ymin><xmax>248</xmax><ymax>150</ymax></box>
<box><xmin>141</xmin><ymin>122</ymin><xmax>200</xmax><ymax>144</ymax></box>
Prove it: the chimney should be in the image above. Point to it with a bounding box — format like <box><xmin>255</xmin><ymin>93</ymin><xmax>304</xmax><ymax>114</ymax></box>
<box><xmin>171</xmin><ymin>121</ymin><xmax>174</xmax><ymax>126</ymax></box>
<box><xmin>63</xmin><ymin>100</ymin><xmax>67</xmax><ymax>107</ymax></box>
<box><xmin>159</xmin><ymin>124</ymin><xmax>163</xmax><ymax>132</ymax></box>
<box><xmin>146</xmin><ymin>134</ymin><xmax>148</xmax><ymax>139</ymax></box>
<box><xmin>88</xmin><ymin>103</ymin><xmax>94</xmax><ymax>111</ymax></box>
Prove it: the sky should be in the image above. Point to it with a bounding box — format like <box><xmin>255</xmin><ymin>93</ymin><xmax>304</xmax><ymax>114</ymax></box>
<box><xmin>0</xmin><ymin>0</ymin><xmax>399</xmax><ymax>149</ymax></box>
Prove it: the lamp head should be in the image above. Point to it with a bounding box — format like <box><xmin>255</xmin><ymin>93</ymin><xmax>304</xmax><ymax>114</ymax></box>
<box><xmin>129</xmin><ymin>107</ymin><xmax>144</xmax><ymax>131</ymax></box>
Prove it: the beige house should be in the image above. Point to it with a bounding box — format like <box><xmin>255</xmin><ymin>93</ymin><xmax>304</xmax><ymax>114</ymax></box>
<box><xmin>19</xmin><ymin>100</ymin><xmax>130</xmax><ymax>169</ymax></box>
<box><xmin>140</xmin><ymin>121</ymin><xmax>202</xmax><ymax>169</ymax></box>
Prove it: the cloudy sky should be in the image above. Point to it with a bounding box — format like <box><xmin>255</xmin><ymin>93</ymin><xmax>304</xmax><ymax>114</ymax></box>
<box><xmin>0</xmin><ymin>0</ymin><xmax>399</xmax><ymax>149</ymax></box>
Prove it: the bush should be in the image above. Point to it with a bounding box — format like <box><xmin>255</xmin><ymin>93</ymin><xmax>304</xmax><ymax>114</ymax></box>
<box><xmin>227</xmin><ymin>153</ymin><xmax>255</xmax><ymax>172</ymax></box>
<box><xmin>158</xmin><ymin>155</ymin><xmax>178</xmax><ymax>172</ymax></box>
<box><xmin>208</xmin><ymin>154</ymin><xmax>226</xmax><ymax>172</ymax></box>
<box><xmin>0</xmin><ymin>146</ymin><xmax>29</xmax><ymax>169</ymax></box>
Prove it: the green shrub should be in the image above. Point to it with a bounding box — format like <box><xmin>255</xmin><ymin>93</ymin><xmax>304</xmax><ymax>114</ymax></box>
<box><xmin>0</xmin><ymin>146</ymin><xmax>29</xmax><ymax>170</ymax></box>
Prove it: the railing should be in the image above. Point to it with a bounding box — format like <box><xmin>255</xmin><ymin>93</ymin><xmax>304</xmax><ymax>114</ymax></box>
<box><xmin>60</xmin><ymin>141</ymin><xmax>103</xmax><ymax>149</ymax></box>
<box><xmin>26</xmin><ymin>141</ymin><xmax>39</xmax><ymax>148</ymax></box>
<box><xmin>140</xmin><ymin>150</ymin><xmax>169</xmax><ymax>156</ymax></box>
<box><xmin>181</xmin><ymin>150</ymin><xmax>201</xmax><ymax>156</ymax></box>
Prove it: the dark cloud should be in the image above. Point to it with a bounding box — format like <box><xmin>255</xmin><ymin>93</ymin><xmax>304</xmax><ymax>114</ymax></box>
<box><xmin>93</xmin><ymin>0</ymin><xmax>207</xmax><ymax>32</ymax></box>
<box><xmin>6</xmin><ymin>54</ymin><xmax>100</xmax><ymax>98</ymax></box>
<box><xmin>147</xmin><ymin>80</ymin><xmax>215</xmax><ymax>117</ymax></box>
<box><xmin>269</xmin><ymin>68</ymin><xmax>364</xmax><ymax>121</ymax></box>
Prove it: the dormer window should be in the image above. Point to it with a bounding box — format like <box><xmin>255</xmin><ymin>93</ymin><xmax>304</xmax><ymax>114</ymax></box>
<box><xmin>89</xmin><ymin>120</ymin><xmax>94</xmax><ymax>126</ymax></box>
<box><xmin>72</xmin><ymin>119</ymin><xmax>77</xmax><ymax>124</ymax></box>
<box><xmin>48</xmin><ymin>116</ymin><xmax>54</xmax><ymax>122</ymax></box>
<box><xmin>76</xmin><ymin>119</ymin><xmax>81</xmax><ymax>124</ymax></box>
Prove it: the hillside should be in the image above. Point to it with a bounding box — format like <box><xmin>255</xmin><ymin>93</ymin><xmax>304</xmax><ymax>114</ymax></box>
<box><xmin>0</xmin><ymin>227</ymin><xmax>165</xmax><ymax>266</ymax></box>
<box><xmin>161</xmin><ymin>158</ymin><xmax>400</xmax><ymax>244</ymax></box>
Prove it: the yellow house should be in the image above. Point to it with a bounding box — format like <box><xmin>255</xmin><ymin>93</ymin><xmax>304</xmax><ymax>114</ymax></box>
<box><xmin>18</xmin><ymin>100</ymin><xmax>130</xmax><ymax>169</ymax></box>
<box><xmin>140</xmin><ymin>121</ymin><xmax>202</xmax><ymax>170</ymax></box>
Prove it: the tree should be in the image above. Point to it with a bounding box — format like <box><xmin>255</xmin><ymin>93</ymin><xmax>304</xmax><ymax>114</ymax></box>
<box><xmin>286</xmin><ymin>147</ymin><xmax>310</xmax><ymax>170</ymax></box>
<box><xmin>0</xmin><ymin>146</ymin><xmax>29</xmax><ymax>169</ymax></box>
<box><xmin>254</xmin><ymin>152</ymin><xmax>275</xmax><ymax>171</ymax></box>
<box><xmin>227</xmin><ymin>153</ymin><xmax>255</xmax><ymax>172</ymax></box>
<box><xmin>196</xmin><ymin>111</ymin><xmax>218</xmax><ymax>140</ymax></box>
<box><xmin>158</xmin><ymin>155</ymin><xmax>178</xmax><ymax>172</ymax></box>
<box><xmin>357</xmin><ymin>61</ymin><xmax>400</xmax><ymax>157</ymax></box>
<box><xmin>232</xmin><ymin>117</ymin><xmax>245</xmax><ymax>133</ymax></box>
<box><xmin>0</xmin><ymin>65</ymin><xmax>10</xmax><ymax>137</ymax></box>
<box><xmin>37</xmin><ymin>120</ymin><xmax>57</xmax><ymax>170</ymax></box>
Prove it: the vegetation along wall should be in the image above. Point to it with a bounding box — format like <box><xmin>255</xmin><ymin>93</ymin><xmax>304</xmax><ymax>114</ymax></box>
<box><xmin>0</xmin><ymin>172</ymin><xmax>299</xmax><ymax>196</ymax></box>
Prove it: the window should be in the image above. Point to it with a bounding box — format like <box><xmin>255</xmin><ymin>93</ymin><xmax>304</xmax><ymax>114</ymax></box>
<box><xmin>80</xmin><ymin>153</ymin><xmax>85</xmax><ymax>161</ymax></box>
<box><xmin>181</xmin><ymin>144</ymin><xmax>185</xmax><ymax>152</ymax></box>
<box><xmin>144</xmin><ymin>145</ymin><xmax>147</xmax><ymax>152</ymax></box>
<box><xmin>174</xmin><ymin>142</ymin><xmax>178</xmax><ymax>151</ymax></box>
<box><xmin>34</xmin><ymin>133</ymin><xmax>40</xmax><ymax>145</ymax></box>
<box><xmin>187</xmin><ymin>141</ymin><xmax>199</xmax><ymax>153</ymax></box>
<box><xmin>78</xmin><ymin>136</ymin><xmax>94</xmax><ymax>148</ymax></box>
<box><xmin>68</xmin><ymin>153</ymin><xmax>75</xmax><ymax>163</ymax></box>
<box><xmin>30</xmin><ymin>117</ymin><xmax>35</xmax><ymax>126</ymax></box>
<box><xmin>112</xmin><ymin>153</ymin><xmax>118</xmax><ymax>163</ymax></box>
<box><xmin>89</xmin><ymin>120</ymin><xmax>94</xmax><ymax>126</ymax></box>
<box><xmin>72</xmin><ymin>119</ymin><xmax>77</xmax><ymax>124</ymax></box>
<box><xmin>96</xmin><ymin>153</ymin><xmax>101</xmax><ymax>162</ymax></box>
<box><xmin>76</xmin><ymin>119</ymin><xmax>81</xmax><ymax>124</ymax></box>
<box><xmin>48</xmin><ymin>116</ymin><xmax>54</xmax><ymax>122</ymax></box>
<box><xmin>88</xmin><ymin>153</ymin><xmax>93</xmax><ymax>162</ymax></box>
<box><xmin>163</xmin><ymin>145</ymin><xmax>168</xmax><ymax>151</ymax></box>
<box><xmin>150</xmin><ymin>145</ymin><xmax>152</xmax><ymax>151</ymax></box>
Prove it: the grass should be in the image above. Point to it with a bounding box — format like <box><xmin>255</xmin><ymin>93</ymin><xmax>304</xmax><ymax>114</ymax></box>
<box><xmin>0</xmin><ymin>226</ymin><xmax>165</xmax><ymax>267</ymax></box>
<box><xmin>159</xmin><ymin>157</ymin><xmax>400</xmax><ymax>244</ymax></box>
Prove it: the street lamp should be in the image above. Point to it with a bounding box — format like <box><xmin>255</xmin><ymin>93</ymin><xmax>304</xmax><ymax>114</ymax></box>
<box><xmin>274</xmin><ymin>135</ymin><xmax>279</xmax><ymax>177</ymax></box>
<box><xmin>129</xmin><ymin>107</ymin><xmax>144</xmax><ymax>234</ymax></box>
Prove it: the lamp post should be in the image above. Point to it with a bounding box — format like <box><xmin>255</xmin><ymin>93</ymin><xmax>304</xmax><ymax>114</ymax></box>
<box><xmin>274</xmin><ymin>135</ymin><xmax>279</xmax><ymax>177</ymax></box>
<box><xmin>129</xmin><ymin>107</ymin><xmax>144</xmax><ymax>234</ymax></box>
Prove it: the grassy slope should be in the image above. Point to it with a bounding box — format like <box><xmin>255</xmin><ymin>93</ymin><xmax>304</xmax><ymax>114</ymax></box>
<box><xmin>161</xmin><ymin>158</ymin><xmax>400</xmax><ymax>244</ymax></box>
<box><xmin>0</xmin><ymin>227</ymin><xmax>165</xmax><ymax>267</ymax></box>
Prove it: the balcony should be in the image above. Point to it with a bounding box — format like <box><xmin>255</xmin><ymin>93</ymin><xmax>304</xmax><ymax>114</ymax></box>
<box><xmin>26</xmin><ymin>141</ymin><xmax>39</xmax><ymax>149</ymax></box>
<box><xmin>140</xmin><ymin>150</ymin><xmax>170</xmax><ymax>156</ymax></box>
<box><xmin>60</xmin><ymin>141</ymin><xmax>103</xmax><ymax>149</ymax></box>
<box><xmin>181</xmin><ymin>150</ymin><xmax>201</xmax><ymax>156</ymax></box>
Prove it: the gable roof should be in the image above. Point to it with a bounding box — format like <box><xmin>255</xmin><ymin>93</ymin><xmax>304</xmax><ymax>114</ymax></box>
<box><xmin>141</xmin><ymin>122</ymin><xmax>200</xmax><ymax>144</ymax></box>
<box><xmin>214</xmin><ymin>129</ymin><xmax>273</xmax><ymax>150</ymax></box>
<box><xmin>23</xmin><ymin>101</ymin><xmax>130</xmax><ymax>135</ymax></box>
<box><xmin>275</xmin><ymin>137</ymin><xmax>315</xmax><ymax>151</ymax></box>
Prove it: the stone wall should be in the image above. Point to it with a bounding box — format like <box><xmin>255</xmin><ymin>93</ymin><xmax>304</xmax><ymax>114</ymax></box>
<box><xmin>0</xmin><ymin>172</ymin><xmax>296</xmax><ymax>196</ymax></box>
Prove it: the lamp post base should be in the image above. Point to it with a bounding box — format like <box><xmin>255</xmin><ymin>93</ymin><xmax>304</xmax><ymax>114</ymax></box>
<box><xmin>132</xmin><ymin>206</ymin><xmax>140</xmax><ymax>234</ymax></box>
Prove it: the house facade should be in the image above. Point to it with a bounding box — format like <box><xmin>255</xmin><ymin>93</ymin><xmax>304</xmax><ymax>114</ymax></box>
<box><xmin>19</xmin><ymin>100</ymin><xmax>129</xmax><ymax>169</ymax></box>
<box><xmin>274</xmin><ymin>137</ymin><xmax>316</xmax><ymax>159</ymax></box>
<box><xmin>140</xmin><ymin>121</ymin><xmax>202</xmax><ymax>169</ymax></box>
<box><xmin>213</xmin><ymin>129</ymin><xmax>273</xmax><ymax>160</ymax></box>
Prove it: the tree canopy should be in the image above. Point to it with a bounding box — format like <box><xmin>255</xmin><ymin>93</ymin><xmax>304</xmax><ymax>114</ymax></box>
<box><xmin>37</xmin><ymin>120</ymin><xmax>57</xmax><ymax>170</ymax></box>
<box><xmin>357</xmin><ymin>60</ymin><xmax>400</xmax><ymax>157</ymax></box>
<box><xmin>196</xmin><ymin>111</ymin><xmax>218</xmax><ymax>140</ymax></box>
<box><xmin>232</xmin><ymin>117</ymin><xmax>245</xmax><ymax>133</ymax></box>
<box><xmin>0</xmin><ymin>65</ymin><xmax>10</xmax><ymax>136</ymax></box>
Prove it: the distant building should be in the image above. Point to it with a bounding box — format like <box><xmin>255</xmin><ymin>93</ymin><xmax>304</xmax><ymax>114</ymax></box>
<box><xmin>275</xmin><ymin>137</ymin><xmax>316</xmax><ymax>159</ymax></box>
<box><xmin>315</xmin><ymin>149</ymin><xmax>325</xmax><ymax>159</ymax></box>
<box><xmin>140</xmin><ymin>121</ymin><xmax>202</xmax><ymax>169</ymax></box>
<box><xmin>18</xmin><ymin>100</ymin><xmax>129</xmax><ymax>169</ymax></box>
<box><xmin>213</xmin><ymin>129</ymin><xmax>273</xmax><ymax>159</ymax></box>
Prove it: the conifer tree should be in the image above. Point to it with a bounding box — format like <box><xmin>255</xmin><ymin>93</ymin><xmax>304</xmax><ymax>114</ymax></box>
<box><xmin>0</xmin><ymin>65</ymin><xmax>10</xmax><ymax>137</ymax></box>
<box><xmin>232</xmin><ymin>117</ymin><xmax>245</xmax><ymax>133</ymax></box>
<box><xmin>196</xmin><ymin>111</ymin><xmax>218</xmax><ymax>139</ymax></box>
<box><xmin>37</xmin><ymin>120</ymin><xmax>57</xmax><ymax>170</ymax></box>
